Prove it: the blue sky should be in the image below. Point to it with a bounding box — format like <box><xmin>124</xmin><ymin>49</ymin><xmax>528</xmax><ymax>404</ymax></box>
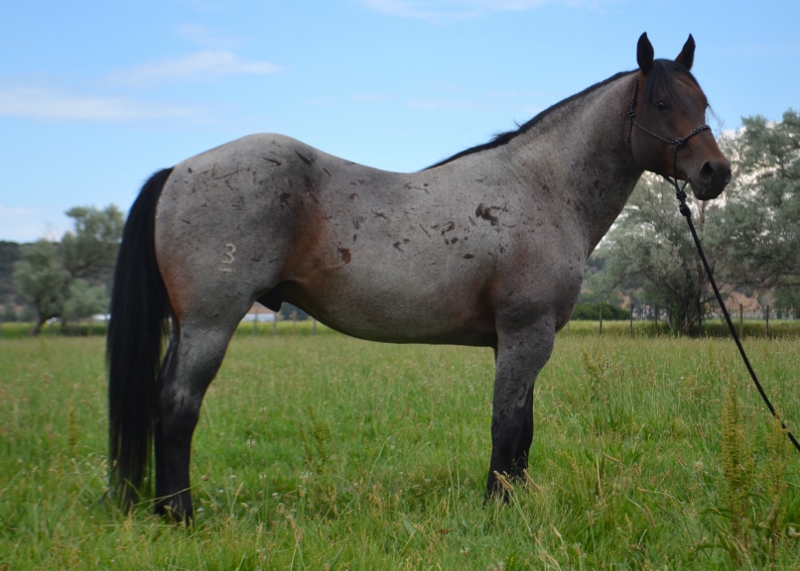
<box><xmin>1</xmin><ymin>0</ymin><xmax>798</xmax><ymax>242</ymax></box>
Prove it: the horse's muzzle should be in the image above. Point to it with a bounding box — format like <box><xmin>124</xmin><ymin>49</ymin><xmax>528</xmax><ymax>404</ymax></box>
<box><xmin>690</xmin><ymin>156</ymin><xmax>731</xmax><ymax>201</ymax></box>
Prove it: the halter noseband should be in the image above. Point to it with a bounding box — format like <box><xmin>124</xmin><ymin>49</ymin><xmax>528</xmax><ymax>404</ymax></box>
<box><xmin>627</xmin><ymin>74</ymin><xmax>711</xmax><ymax>184</ymax></box>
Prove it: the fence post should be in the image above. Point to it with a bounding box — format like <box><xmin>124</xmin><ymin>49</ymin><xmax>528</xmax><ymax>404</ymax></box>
<box><xmin>697</xmin><ymin>297</ymin><xmax>703</xmax><ymax>337</ymax></box>
<box><xmin>598</xmin><ymin>303</ymin><xmax>603</xmax><ymax>335</ymax></box>
<box><xmin>253</xmin><ymin>304</ymin><xmax>259</xmax><ymax>336</ymax></box>
<box><xmin>654</xmin><ymin>304</ymin><xmax>659</xmax><ymax>336</ymax></box>
<box><xmin>629</xmin><ymin>302</ymin><xmax>634</xmax><ymax>338</ymax></box>
<box><xmin>273</xmin><ymin>311</ymin><xmax>278</xmax><ymax>336</ymax></box>
<box><xmin>766</xmin><ymin>304</ymin><xmax>770</xmax><ymax>339</ymax></box>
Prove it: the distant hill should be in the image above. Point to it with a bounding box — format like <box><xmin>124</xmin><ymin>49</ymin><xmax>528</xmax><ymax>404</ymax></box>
<box><xmin>0</xmin><ymin>241</ymin><xmax>22</xmax><ymax>303</ymax></box>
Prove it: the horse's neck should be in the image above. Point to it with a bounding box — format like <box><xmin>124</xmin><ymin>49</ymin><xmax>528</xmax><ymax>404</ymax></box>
<box><xmin>508</xmin><ymin>73</ymin><xmax>643</xmax><ymax>254</ymax></box>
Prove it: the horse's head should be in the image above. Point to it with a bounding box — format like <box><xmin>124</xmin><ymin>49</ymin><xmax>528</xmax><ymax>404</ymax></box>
<box><xmin>629</xmin><ymin>32</ymin><xmax>731</xmax><ymax>200</ymax></box>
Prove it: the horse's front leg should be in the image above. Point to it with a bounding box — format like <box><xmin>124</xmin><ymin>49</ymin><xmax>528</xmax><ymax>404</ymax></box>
<box><xmin>486</xmin><ymin>317</ymin><xmax>555</xmax><ymax>497</ymax></box>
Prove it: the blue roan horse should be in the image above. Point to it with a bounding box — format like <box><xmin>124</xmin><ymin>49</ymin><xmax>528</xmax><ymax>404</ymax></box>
<box><xmin>108</xmin><ymin>33</ymin><xmax>730</xmax><ymax>521</ymax></box>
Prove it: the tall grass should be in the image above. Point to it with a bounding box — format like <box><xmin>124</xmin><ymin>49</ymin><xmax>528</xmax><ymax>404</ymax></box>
<box><xmin>1</xmin><ymin>333</ymin><xmax>799</xmax><ymax>568</ymax></box>
<box><xmin>4</xmin><ymin>316</ymin><xmax>800</xmax><ymax>340</ymax></box>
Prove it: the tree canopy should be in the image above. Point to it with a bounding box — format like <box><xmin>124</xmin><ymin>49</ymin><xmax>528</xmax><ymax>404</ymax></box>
<box><xmin>11</xmin><ymin>205</ymin><xmax>123</xmax><ymax>334</ymax></box>
<box><xmin>13</xmin><ymin>240</ymin><xmax>70</xmax><ymax>334</ymax></box>
<box><xmin>589</xmin><ymin>109</ymin><xmax>800</xmax><ymax>333</ymax></box>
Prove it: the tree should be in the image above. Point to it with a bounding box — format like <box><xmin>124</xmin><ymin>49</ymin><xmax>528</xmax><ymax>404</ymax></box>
<box><xmin>2</xmin><ymin>304</ymin><xmax>17</xmax><ymax>322</ymax></box>
<box><xmin>61</xmin><ymin>205</ymin><xmax>125</xmax><ymax>284</ymax></box>
<box><xmin>594</xmin><ymin>174</ymin><xmax>714</xmax><ymax>334</ymax></box>
<box><xmin>0</xmin><ymin>241</ymin><xmax>22</xmax><ymax>300</ymax></box>
<box><xmin>592</xmin><ymin>109</ymin><xmax>800</xmax><ymax>332</ymax></box>
<box><xmin>711</xmin><ymin>111</ymin><xmax>800</xmax><ymax>297</ymax></box>
<box><xmin>62</xmin><ymin>279</ymin><xmax>110</xmax><ymax>325</ymax></box>
<box><xmin>12</xmin><ymin>205</ymin><xmax>123</xmax><ymax>334</ymax></box>
<box><xmin>12</xmin><ymin>240</ymin><xmax>69</xmax><ymax>334</ymax></box>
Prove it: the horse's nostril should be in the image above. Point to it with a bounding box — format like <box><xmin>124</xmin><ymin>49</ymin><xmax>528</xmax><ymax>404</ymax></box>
<box><xmin>699</xmin><ymin>159</ymin><xmax>732</xmax><ymax>189</ymax></box>
<box><xmin>700</xmin><ymin>161</ymin><xmax>715</xmax><ymax>183</ymax></box>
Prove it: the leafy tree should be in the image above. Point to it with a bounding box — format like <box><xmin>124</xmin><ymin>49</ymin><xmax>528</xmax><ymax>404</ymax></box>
<box><xmin>61</xmin><ymin>205</ymin><xmax>125</xmax><ymax>284</ymax></box>
<box><xmin>12</xmin><ymin>240</ymin><xmax>69</xmax><ymax>334</ymax></box>
<box><xmin>710</xmin><ymin>111</ymin><xmax>800</xmax><ymax>297</ymax></box>
<box><xmin>12</xmin><ymin>205</ymin><xmax>123</xmax><ymax>334</ymax></box>
<box><xmin>62</xmin><ymin>279</ymin><xmax>110</xmax><ymax>325</ymax></box>
<box><xmin>594</xmin><ymin>174</ymin><xmax>713</xmax><ymax>334</ymax></box>
<box><xmin>591</xmin><ymin>109</ymin><xmax>800</xmax><ymax>332</ymax></box>
<box><xmin>772</xmin><ymin>286</ymin><xmax>800</xmax><ymax>319</ymax></box>
<box><xmin>2</xmin><ymin>304</ymin><xmax>18</xmax><ymax>322</ymax></box>
<box><xmin>571</xmin><ymin>302</ymin><xmax>630</xmax><ymax>321</ymax></box>
<box><xmin>0</xmin><ymin>241</ymin><xmax>22</xmax><ymax>301</ymax></box>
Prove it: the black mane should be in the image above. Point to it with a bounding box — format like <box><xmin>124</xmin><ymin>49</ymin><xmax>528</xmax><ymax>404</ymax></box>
<box><xmin>426</xmin><ymin>61</ymin><xmax>699</xmax><ymax>170</ymax></box>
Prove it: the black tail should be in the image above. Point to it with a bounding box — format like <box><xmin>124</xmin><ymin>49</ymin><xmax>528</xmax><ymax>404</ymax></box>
<box><xmin>107</xmin><ymin>168</ymin><xmax>174</xmax><ymax>507</ymax></box>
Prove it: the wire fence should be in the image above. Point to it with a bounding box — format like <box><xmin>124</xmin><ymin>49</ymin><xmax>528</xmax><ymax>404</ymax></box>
<box><xmin>567</xmin><ymin>302</ymin><xmax>800</xmax><ymax>339</ymax></box>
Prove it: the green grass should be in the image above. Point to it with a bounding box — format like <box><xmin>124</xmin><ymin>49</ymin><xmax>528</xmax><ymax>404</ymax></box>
<box><xmin>2</xmin><ymin>333</ymin><xmax>800</xmax><ymax>569</ymax></box>
<box><xmin>5</xmin><ymin>316</ymin><xmax>800</xmax><ymax>340</ymax></box>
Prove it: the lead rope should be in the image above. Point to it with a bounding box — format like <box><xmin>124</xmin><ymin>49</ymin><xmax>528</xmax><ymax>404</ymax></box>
<box><xmin>669</xmin><ymin>179</ymin><xmax>800</xmax><ymax>453</ymax></box>
<box><xmin>627</xmin><ymin>73</ymin><xmax>800</xmax><ymax>453</ymax></box>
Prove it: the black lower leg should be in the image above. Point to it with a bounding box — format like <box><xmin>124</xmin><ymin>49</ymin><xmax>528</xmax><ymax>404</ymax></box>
<box><xmin>154</xmin><ymin>402</ymin><xmax>199</xmax><ymax>523</ymax></box>
<box><xmin>486</xmin><ymin>392</ymin><xmax>534</xmax><ymax>497</ymax></box>
<box><xmin>510</xmin><ymin>388</ymin><xmax>534</xmax><ymax>478</ymax></box>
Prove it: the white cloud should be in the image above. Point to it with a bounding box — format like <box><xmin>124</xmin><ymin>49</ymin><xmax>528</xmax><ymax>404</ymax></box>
<box><xmin>358</xmin><ymin>0</ymin><xmax>588</xmax><ymax>20</ymax></box>
<box><xmin>352</xmin><ymin>92</ymin><xmax>392</xmax><ymax>103</ymax></box>
<box><xmin>359</xmin><ymin>0</ymin><xmax>476</xmax><ymax>19</ymax></box>
<box><xmin>0</xmin><ymin>86</ymin><xmax>200</xmax><ymax>122</ymax></box>
<box><xmin>0</xmin><ymin>47</ymin><xmax>283</xmax><ymax>121</ymax></box>
<box><xmin>0</xmin><ymin>205</ymin><xmax>65</xmax><ymax>243</ymax></box>
<box><xmin>175</xmin><ymin>23</ymin><xmax>243</xmax><ymax>49</ymax></box>
<box><xmin>0</xmin><ymin>204</ymin><xmax>35</xmax><ymax>219</ymax></box>
<box><xmin>407</xmin><ymin>98</ymin><xmax>480</xmax><ymax>110</ymax></box>
<box><xmin>304</xmin><ymin>95</ymin><xmax>343</xmax><ymax>107</ymax></box>
<box><xmin>107</xmin><ymin>51</ymin><xmax>283</xmax><ymax>87</ymax></box>
<box><xmin>519</xmin><ymin>105</ymin><xmax>545</xmax><ymax>116</ymax></box>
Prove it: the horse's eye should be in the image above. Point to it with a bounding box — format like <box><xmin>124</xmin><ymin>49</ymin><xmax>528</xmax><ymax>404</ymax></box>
<box><xmin>655</xmin><ymin>100</ymin><xmax>668</xmax><ymax>112</ymax></box>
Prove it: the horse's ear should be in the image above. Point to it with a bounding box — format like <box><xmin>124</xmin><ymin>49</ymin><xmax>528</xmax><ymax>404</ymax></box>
<box><xmin>675</xmin><ymin>34</ymin><xmax>695</xmax><ymax>70</ymax></box>
<box><xmin>637</xmin><ymin>32</ymin><xmax>654</xmax><ymax>73</ymax></box>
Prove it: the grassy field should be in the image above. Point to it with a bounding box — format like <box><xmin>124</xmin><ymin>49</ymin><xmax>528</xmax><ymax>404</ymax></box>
<box><xmin>2</xmin><ymin>328</ymin><xmax>800</xmax><ymax>569</ymax></box>
<box><xmin>5</xmin><ymin>315</ymin><xmax>800</xmax><ymax>340</ymax></box>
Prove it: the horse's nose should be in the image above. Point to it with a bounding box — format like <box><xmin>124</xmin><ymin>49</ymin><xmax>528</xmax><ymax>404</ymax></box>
<box><xmin>698</xmin><ymin>157</ymin><xmax>731</xmax><ymax>198</ymax></box>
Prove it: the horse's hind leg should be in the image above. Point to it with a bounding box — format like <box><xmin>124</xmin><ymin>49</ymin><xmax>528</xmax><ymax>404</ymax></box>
<box><xmin>153</xmin><ymin>316</ymin><xmax>239</xmax><ymax>521</ymax></box>
<box><xmin>510</xmin><ymin>386</ymin><xmax>535</xmax><ymax>477</ymax></box>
